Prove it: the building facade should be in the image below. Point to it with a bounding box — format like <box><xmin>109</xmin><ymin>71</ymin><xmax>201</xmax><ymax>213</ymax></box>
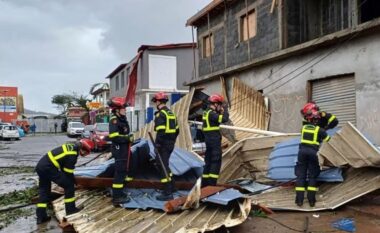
<box><xmin>107</xmin><ymin>43</ymin><xmax>198</xmax><ymax>131</ymax></box>
<box><xmin>0</xmin><ymin>86</ymin><xmax>18</xmax><ymax>123</ymax></box>
<box><xmin>187</xmin><ymin>0</ymin><xmax>380</xmax><ymax>144</ymax></box>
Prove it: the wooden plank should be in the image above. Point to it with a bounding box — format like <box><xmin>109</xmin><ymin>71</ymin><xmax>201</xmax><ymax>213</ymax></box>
<box><xmin>164</xmin><ymin>186</ymin><xmax>226</xmax><ymax>213</ymax></box>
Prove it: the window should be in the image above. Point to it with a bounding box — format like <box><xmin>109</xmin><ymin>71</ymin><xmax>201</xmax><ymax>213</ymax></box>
<box><xmin>121</xmin><ymin>71</ymin><xmax>125</xmax><ymax>88</ymax></box>
<box><xmin>202</xmin><ymin>34</ymin><xmax>214</xmax><ymax>58</ymax></box>
<box><xmin>240</xmin><ymin>9</ymin><xmax>257</xmax><ymax>41</ymax></box>
<box><xmin>115</xmin><ymin>75</ymin><xmax>119</xmax><ymax>90</ymax></box>
<box><xmin>126</xmin><ymin>67</ymin><xmax>130</xmax><ymax>86</ymax></box>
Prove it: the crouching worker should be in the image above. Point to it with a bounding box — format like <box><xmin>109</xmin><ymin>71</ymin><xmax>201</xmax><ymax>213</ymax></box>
<box><xmin>35</xmin><ymin>138</ymin><xmax>94</xmax><ymax>224</ymax></box>
<box><xmin>295</xmin><ymin>110</ymin><xmax>330</xmax><ymax>207</ymax></box>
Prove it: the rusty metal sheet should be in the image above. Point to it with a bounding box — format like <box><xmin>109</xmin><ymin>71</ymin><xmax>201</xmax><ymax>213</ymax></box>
<box><xmin>319</xmin><ymin>122</ymin><xmax>380</xmax><ymax>168</ymax></box>
<box><xmin>250</xmin><ymin>168</ymin><xmax>380</xmax><ymax>211</ymax></box>
<box><xmin>52</xmin><ymin>190</ymin><xmax>251</xmax><ymax>233</ymax></box>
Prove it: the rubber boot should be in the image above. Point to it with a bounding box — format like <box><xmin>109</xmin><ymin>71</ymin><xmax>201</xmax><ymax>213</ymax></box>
<box><xmin>36</xmin><ymin>208</ymin><xmax>51</xmax><ymax>225</ymax></box>
<box><xmin>156</xmin><ymin>183</ymin><xmax>173</xmax><ymax>201</ymax></box>
<box><xmin>295</xmin><ymin>191</ymin><xmax>304</xmax><ymax>207</ymax></box>
<box><xmin>65</xmin><ymin>202</ymin><xmax>82</xmax><ymax>215</ymax></box>
<box><xmin>307</xmin><ymin>191</ymin><xmax>317</xmax><ymax>207</ymax></box>
<box><xmin>201</xmin><ymin>178</ymin><xmax>209</xmax><ymax>188</ymax></box>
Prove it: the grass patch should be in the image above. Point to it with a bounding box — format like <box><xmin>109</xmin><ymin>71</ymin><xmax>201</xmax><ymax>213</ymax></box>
<box><xmin>0</xmin><ymin>186</ymin><xmax>38</xmax><ymax>206</ymax></box>
<box><xmin>0</xmin><ymin>167</ymin><xmax>35</xmax><ymax>176</ymax></box>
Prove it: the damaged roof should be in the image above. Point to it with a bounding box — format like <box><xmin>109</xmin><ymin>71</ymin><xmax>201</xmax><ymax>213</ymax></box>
<box><xmin>52</xmin><ymin>190</ymin><xmax>251</xmax><ymax>233</ymax></box>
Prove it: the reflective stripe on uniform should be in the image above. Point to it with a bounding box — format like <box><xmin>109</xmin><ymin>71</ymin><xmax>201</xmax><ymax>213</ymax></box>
<box><xmin>295</xmin><ymin>187</ymin><xmax>306</xmax><ymax>191</ymax></box>
<box><xmin>202</xmin><ymin>174</ymin><xmax>210</xmax><ymax>178</ymax></box>
<box><xmin>300</xmin><ymin>125</ymin><xmax>320</xmax><ymax>146</ymax></box>
<box><xmin>48</xmin><ymin>144</ymin><xmax>77</xmax><ymax>170</ymax></box>
<box><xmin>125</xmin><ymin>176</ymin><xmax>133</xmax><ymax>182</ymax></box>
<box><xmin>307</xmin><ymin>186</ymin><xmax>318</xmax><ymax>191</ymax></box>
<box><xmin>218</xmin><ymin>114</ymin><xmax>223</xmax><ymax>123</ymax></box>
<box><xmin>109</xmin><ymin>132</ymin><xmax>120</xmax><ymax>138</ymax></box>
<box><xmin>208</xmin><ymin>173</ymin><xmax>219</xmax><ymax>179</ymax></box>
<box><xmin>112</xmin><ymin>183</ymin><xmax>124</xmax><ymax>189</ymax></box>
<box><xmin>37</xmin><ymin>203</ymin><xmax>47</xmax><ymax>208</ymax></box>
<box><xmin>155</xmin><ymin>110</ymin><xmax>177</xmax><ymax>134</ymax></box>
<box><xmin>202</xmin><ymin>110</ymin><xmax>220</xmax><ymax>132</ymax></box>
<box><xmin>160</xmin><ymin>177</ymin><xmax>171</xmax><ymax>183</ymax></box>
<box><xmin>63</xmin><ymin>167</ymin><xmax>74</xmax><ymax>173</ymax></box>
<box><xmin>64</xmin><ymin>197</ymin><xmax>75</xmax><ymax>203</ymax></box>
<box><xmin>323</xmin><ymin>135</ymin><xmax>331</xmax><ymax>142</ymax></box>
<box><xmin>328</xmin><ymin>115</ymin><xmax>336</xmax><ymax>124</ymax></box>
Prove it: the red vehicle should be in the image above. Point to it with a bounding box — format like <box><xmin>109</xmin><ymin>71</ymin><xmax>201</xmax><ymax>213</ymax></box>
<box><xmin>90</xmin><ymin>123</ymin><xmax>110</xmax><ymax>151</ymax></box>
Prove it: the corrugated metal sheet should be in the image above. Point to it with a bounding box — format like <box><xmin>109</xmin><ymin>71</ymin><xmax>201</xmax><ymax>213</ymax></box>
<box><xmin>319</xmin><ymin>122</ymin><xmax>380</xmax><ymax>168</ymax></box>
<box><xmin>250</xmin><ymin>168</ymin><xmax>380</xmax><ymax>211</ymax></box>
<box><xmin>312</xmin><ymin>74</ymin><xmax>356</xmax><ymax>125</ymax></box>
<box><xmin>135</xmin><ymin>88</ymin><xmax>195</xmax><ymax>152</ymax></box>
<box><xmin>227</xmin><ymin>78</ymin><xmax>270</xmax><ymax>141</ymax></box>
<box><xmin>219</xmin><ymin>135</ymin><xmax>298</xmax><ymax>183</ymax></box>
<box><xmin>52</xmin><ymin>190</ymin><xmax>251</xmax><ymax>233</ymax></box>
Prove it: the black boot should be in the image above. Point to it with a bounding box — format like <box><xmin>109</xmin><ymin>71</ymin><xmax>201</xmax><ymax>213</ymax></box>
<box><xmin>307</xmin><ymin>191</ymin><xmax>317</xmax><ymax>207</ymax></box>
<box><xmin>156</xmin><ymin>183</ymin><xmax>173</xmax><ymax>201</ymax></box>
<box><xmin>295</xmin><ymin>191</ymin><xmax>304</xmax><ymax>207</ymax></box>
<box><xmin>201</xmin><ymin>178</ymin><xmax>209</xmax><ymax>188</ymax></box>
<box><xmin>112</xmin><ymin>194</ymin><xmax>130</xmax><ymax>207</ymax></box>
<box><xmin>65</xmin><ymin>202</ymin><xmax>82</xmax><ymax>215</ymax></box>
<box><xmin>36</xmin><ymin>208</ymin><xmax>51</xmax><ymax>224</ymax></box>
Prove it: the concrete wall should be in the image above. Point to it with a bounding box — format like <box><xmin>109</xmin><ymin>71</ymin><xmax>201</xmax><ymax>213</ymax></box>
<box><xmin>197</xmin><ymin>0</ymin><xmax>279</xmax><ymax>77</ymax></box>
<box><xmin>198</xmin><ymin>32</ymin><xmax>380</xmax><ymax>144</ymax></box>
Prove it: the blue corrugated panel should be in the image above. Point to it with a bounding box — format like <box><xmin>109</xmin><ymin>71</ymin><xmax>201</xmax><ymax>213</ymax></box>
<box><xmin>121</xmin><ymin>189</ymin><xmax>189</xmax><ymax>210</ymax></box>
<box><xmin>203</xmin><ymin>189</ymin><xmax>243</xmax><ymax>205</ymax></box>
<box><xmin>267</xmin><ymin>129</ymin><xmax>343</xmax><ymax>182</ymax></box>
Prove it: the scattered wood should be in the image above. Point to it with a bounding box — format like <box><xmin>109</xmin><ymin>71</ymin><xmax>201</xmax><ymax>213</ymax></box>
<box><xmin>164</xmin><ymin>185</ymin><xmax>226</xmax><ymax>213</ymax></box>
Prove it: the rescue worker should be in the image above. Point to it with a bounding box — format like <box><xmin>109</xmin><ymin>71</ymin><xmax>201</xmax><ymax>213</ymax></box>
<box><xmin>107</xmin><ymin>97</ymin><xmax>134</xmax><ymax>205</ymax></box>
<box><xmin>301</xmin><ymin>102</ymin><xmax>338</xmax><ymax>130</ymax></box>
<box><xmin>152</xmin><ymin>92</ymin><xmax>179</xmax><ymax>201</ymax></box>
<box><xmin>201</xmin><ymin>94</ymin><xmax>229</xmax><ymax>187</ymax></box>
<box><xmin>295</xmin><ymin>109</ymin><xmax>331</xmax><ymax>207</ymax></box>
<box><xmin>35</xmin><ymin>138</ymin><xmax>94</xmax><ymax>224</ymax></box>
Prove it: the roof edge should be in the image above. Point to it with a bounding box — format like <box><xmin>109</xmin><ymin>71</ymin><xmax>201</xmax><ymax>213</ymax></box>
<box><xmin>186</xmin><ymin>0</ymin><xmax>224</xmax><ymax>27</ymax></box>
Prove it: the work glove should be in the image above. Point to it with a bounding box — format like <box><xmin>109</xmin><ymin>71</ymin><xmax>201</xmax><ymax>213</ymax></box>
<box><xmin>128</xmin><ymin>134</ymin><xmax>134</xmax><ymax>143</ymax></box>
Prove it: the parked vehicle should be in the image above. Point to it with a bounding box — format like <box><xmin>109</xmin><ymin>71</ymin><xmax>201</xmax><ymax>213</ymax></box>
<box><xmin>0</xmin><ymin>125</ymin><xmax>20</xmax><ymax>140</ymax></box>
<box><xmin>67</xmin><ymin>122</ymin><xmax>85</xmax><ymax>137</ymax></box>
<box><xmin>81</xmin><ymin>125</ymin><xmax>94</xmax><ymax>139</ymax></box>
<box><xmin>90</xmin><ymin>123</ymin><xmax>110</xmax><ymax>151</ymax></box>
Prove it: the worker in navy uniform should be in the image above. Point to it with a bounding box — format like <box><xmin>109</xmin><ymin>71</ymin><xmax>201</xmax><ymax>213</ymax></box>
<box><xmin>152</xmin><ymin>92</ymin><xmax>179</xmax><ymax>201</ymax></box>
<box><xmin>201</xmin><ymin>94</ymin><xmax>229</xmax><ymax>187</ymax></box>
<box><xmin>295</xmin><ymin>109</ymin><xmax>331</xmax><ymax>207</ymax></box>
<box><xmin>35</xmin><ymin>138</ymin><xmax>94</xmax><ymax>224</ymax></box>
<box><xmin>301</xmin><ymin>102</ymin><xmax>338</xmax><ymax>130</ymax></box>
<box><xmin>107</xmin><ymin>97</ymin><xmax>134</xmax><ymax>205</ymax></box>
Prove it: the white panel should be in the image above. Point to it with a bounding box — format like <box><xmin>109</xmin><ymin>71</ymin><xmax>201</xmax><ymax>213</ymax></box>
<box><xmin>148</xmin><ymin>54</ymin><xmax>177</xmax><ymax>89</ymax></box>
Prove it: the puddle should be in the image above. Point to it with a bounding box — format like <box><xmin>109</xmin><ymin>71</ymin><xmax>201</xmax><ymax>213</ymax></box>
<box><xmin>0</xmin><ymin>206</ymin><xmax>62</xmax><ymax>233</ymax></box>
<box><xmin>0</xmin><ymin>173</ymin><xmax>36</xmax><ymax>195</ymax></box>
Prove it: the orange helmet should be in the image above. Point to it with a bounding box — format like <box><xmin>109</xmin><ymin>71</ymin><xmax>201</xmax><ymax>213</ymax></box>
<box><xmin>208</xmin><ymin>94</ymin><xmax>224</xmax><ymax>103</ymax></box>
<box><xmin>301</xmin><ymin>102</ymin><xmax>319</xmax><ymax>117</ymax></box>
<box><xmin>107</xmin><ymin>97</ymin><xmax>128</xmax><ymax>109</ymax></box>
<box><xmin>79</xmin><ymin>138</ymin><xmax>94</xmax><ymax>156</ymax></box>
<box><xmin>151</xmin><ymin>92</ymin><xmax>169</xmax><ymax>102</ymax></box>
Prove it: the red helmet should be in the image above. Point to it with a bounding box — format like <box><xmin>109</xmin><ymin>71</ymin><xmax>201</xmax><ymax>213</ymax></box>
<box><xmin>79</xmin><ymin>138</ymin><xmax>94</xmax><ymax>155</ymax></box>
<box><xmin>151</xmin><ymin>92</ymin><xmax>169</xmax><ymax>102</ymax></box>
<box><xmin>208</xmin><ymin>94</ymin><xmax>224</xmax><ymax>103</ymax></box>
<box><xmin>301</xmin><ymin>102</ymin><xmax>319</xmax><ymax>116</ymax></box>
<box><xmin>305</xmin><ymin>109</ymin><xmax>320</xmax><ymax>121</ymax></box>
<box><xmin>107</xmin><ymin>97</ymin><xmax>128</xmax><ymax>109</ymax></box>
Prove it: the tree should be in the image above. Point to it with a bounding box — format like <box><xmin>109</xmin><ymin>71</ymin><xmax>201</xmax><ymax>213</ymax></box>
<box><xmin>72</xmin><ymin>93</ymin><xmax>91</xmax><ymax>112</ymax></box>
<box><xmin>51</xmin><ymin>94</ymin><xmax>74</xmax><ymax>113</ymax></box>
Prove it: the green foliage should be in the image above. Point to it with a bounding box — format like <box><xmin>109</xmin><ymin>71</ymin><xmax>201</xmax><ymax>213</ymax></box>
<box><xmin>51</xmin><ymin>94</ymin><xmax>74</xmax><ymax>113</ymax></box>
<box><xmin>0</xmin><ymin>186</ymin><xmax>38</xmax><ymax>206</ymax></box>
<box><xmin>0</xmin><ymin>207</ymin><xmax>33</xmax><ymax>230</ymax></box>
<box><xmin>0</xmin><ymin>167</ymin><xmax>34</xmax><ymax>177</ymax></box>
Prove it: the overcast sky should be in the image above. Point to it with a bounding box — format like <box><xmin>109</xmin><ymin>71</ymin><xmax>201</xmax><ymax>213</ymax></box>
<box><xmin>0</xmin><ymin>0</ymin><xmax>210</xmax><ymax>113</ymax></box>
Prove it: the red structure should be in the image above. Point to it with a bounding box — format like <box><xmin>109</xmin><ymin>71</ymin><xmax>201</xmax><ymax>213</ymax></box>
<box><xmin>0</xmin><ymin>86</ymin><xmax>18</xmax><ymax>123</ymax></box>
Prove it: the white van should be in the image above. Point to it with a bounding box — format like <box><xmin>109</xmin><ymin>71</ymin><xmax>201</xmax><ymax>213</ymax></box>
<box><xmin>67</xmin><ymin>122</ymin><xmax>85</xmax><ymax>137</ymax></box>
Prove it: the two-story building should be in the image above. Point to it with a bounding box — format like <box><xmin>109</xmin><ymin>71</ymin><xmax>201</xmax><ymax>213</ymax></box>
<box><xmin>187</xmin><ymin>0</ymin><xmax>380</xmax><ymax>144</ymax></box>
<box><xmin>106</xmin><ymin>43</ymin><xmax>198</xmax><ymax>132</ymax></box>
